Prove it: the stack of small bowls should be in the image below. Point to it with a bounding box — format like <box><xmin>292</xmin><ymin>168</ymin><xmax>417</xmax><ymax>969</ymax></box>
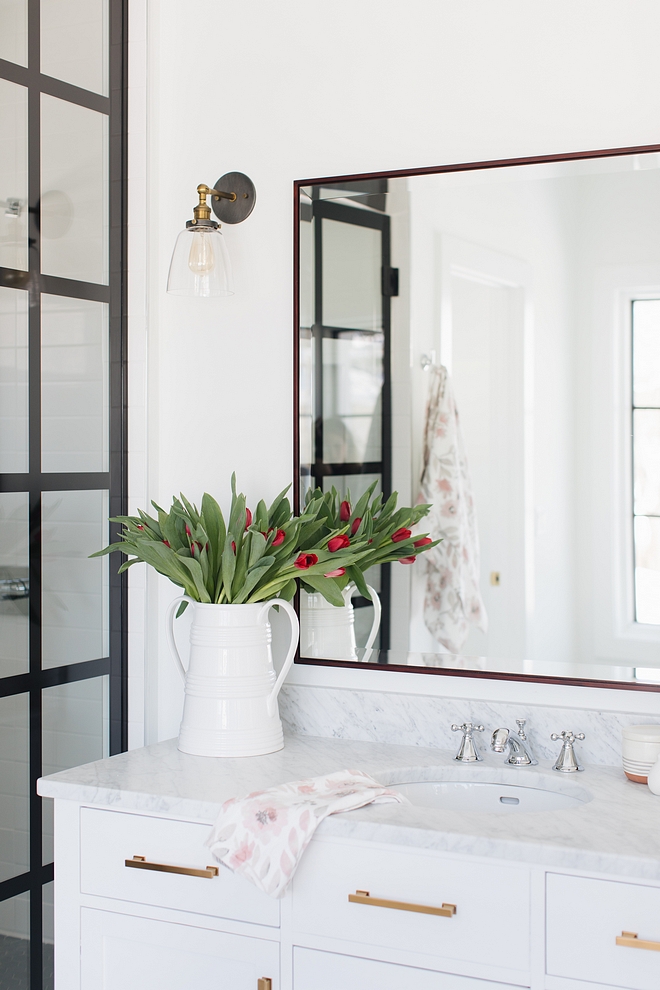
<box><xmin>622</xmin><ymin>725</ymin><xmax>660</xmax><ymax>782</ymax></box>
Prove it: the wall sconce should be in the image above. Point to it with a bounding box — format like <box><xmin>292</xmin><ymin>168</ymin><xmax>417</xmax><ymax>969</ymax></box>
<box><xmin>166</xmin><ymin>171</ymin><xmax>256</xmax><ymax>297</ymax></box>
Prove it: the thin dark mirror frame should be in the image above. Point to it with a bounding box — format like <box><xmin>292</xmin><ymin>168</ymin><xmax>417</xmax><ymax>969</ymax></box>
<box><xmin>293</xmin><ymin>144</ymin><xmax>660</xmax><ymax>692</ymax></box>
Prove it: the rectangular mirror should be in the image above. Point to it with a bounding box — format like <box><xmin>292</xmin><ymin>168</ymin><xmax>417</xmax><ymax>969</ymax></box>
<box><xmin>295</xmin><ymin>147</ymin><xmax>660</xmax><ymax>690</ymax></box>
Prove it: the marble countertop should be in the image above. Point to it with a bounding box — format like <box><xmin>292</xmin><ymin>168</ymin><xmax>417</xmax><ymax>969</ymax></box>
<box><xmin>38</xmin><ymin>734</ymin><xmax>660</xmax><ymax>882</ymax></box>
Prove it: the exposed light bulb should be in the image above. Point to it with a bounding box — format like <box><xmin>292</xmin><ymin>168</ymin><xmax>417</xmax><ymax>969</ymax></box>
<box><xmin>188</xmin><ymin>230</ymin><xmax>215</xmax><ymax>274</ymax></box>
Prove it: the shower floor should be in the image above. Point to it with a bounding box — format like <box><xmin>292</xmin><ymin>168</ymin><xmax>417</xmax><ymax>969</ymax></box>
<box><xmin>0</xmin><ymin>934</ymin><xmax>53</xmax><ymax>989</ymax></box>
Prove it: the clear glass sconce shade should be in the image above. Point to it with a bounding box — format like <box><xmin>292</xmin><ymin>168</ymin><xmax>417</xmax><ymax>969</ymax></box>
<box><xmin>166</xmin><ymin>226</ymin><xmax>234</xmax><ymax>297</ymax></box>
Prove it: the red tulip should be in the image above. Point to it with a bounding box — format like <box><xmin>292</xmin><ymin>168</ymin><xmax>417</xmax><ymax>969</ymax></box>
<box><xmin>163</xmin><ymin>539</ymin><xmax>171</xmax><ymax>548</ymax></box>
<box><xmin>294</xmin><ymin>552</ymin><xmax>318</xmax><ymax>570</ymax></box>
<box><xmin>271</xmin><ymin>529</ymin><xmax>285</xmax><ymax>546</ymax></box>
<box><xmin>414</xmin><ymin>537</ymin><xmax>432</xmax><ymax>548</ymax></box>
<box><xmin>340</xmin><ymin>500</ymin><xmax>351</xmax><ymax>522</ymax></box>
<box><xmin>185</xmin><ymin>524</ymin><xmax>191</xmax><ymax>538</ymax></box>
<box><xmin>245</xmin><ymin>508</ymin><xmax>252</xmax><ymax>529</ymax></box>
<box><xmin>399</xmin><ymin>555</ymin><xmax>416</xmax><ymax>564</ymax></box>
<box><xmin>392</xmin><ymin>527</ymin><xmax>412</xmax><ymax>543</ymax></box>
<box><xmin>190</xmin><ymin>543</ymin><xmax>196</xmax><ymax>556</ymax></box>
<box><xmin>324</xmin><ymin>567</ymin><xmax>346</xmax><ymax>578</ymax></box>
<box><xmin>136</xmin><ymin>524</ymin><xmax>144</xmax><ymax>530</ymax></box>
<box><xmin>351</xmin><ymin>517</ymin><xmax>362</xmax><ymax>535</ymax></box>
<box><xmin>328</xmin><ymin>534</ymin><xmax>350</xmax><ymax>552</ymax></box>
<box><xmin>231</xmin><ymin>541</ymin><xmax>236</xmax><ymax>554</ymax></box>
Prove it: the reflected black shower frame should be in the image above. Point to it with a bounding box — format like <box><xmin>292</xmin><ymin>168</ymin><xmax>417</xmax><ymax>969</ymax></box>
<box><xmin>0</xmin><ymin>2</ymin><xmax>128</xmax><ymax>987</ymax></box>
<box><xmin>304</xmin><ymin>192</ymin><xmax>393</xmax><ymax>646</ymax></box>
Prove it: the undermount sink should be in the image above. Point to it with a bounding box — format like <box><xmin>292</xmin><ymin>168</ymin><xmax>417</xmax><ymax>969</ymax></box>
<box><xmin>385</xmin><ymin>768</ymin><xmax>592</xmax><ymax>814</ymax></box>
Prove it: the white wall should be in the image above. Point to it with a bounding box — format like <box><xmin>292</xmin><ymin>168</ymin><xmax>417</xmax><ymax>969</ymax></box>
<box><xmin>133</xmin><ymin>0</ymin><xmax>660</xmax><ymax>744</ymax></box>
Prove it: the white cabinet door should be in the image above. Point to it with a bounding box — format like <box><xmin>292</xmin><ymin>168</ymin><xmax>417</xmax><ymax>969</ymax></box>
<box><xmin>80</xmin><ymin>909</ymin><xmax>279</xmax><ymax>990</ymax></box>
<box><xmin>294</xmin><ymin>947</ymin><xmax>525</xmax><ymax>990</ymax></box>
<box><xmin>547</xmin><ymin>873</ymin><xmax>660</xmax><ymax>990</ymax></box>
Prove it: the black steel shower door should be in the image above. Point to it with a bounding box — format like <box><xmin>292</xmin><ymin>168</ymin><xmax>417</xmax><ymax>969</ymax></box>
<box><xmin>0</xmin><ymin>2</ymin><xmax>127</xmax><ymax>987</ymax></box>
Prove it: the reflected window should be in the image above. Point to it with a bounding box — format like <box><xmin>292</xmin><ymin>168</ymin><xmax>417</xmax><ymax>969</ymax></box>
<box><xmin>632</xmin><ymin>299</ymin><xmax>660</xmax><ymax>623</ymax></box>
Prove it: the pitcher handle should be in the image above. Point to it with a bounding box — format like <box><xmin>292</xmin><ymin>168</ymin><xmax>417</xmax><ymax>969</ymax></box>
<box><xmin>166</xmin><ymin>595</ymin><xmax>194</xmax><ymax>682</ymax></box>
<box><xmin>258</xmin><ymin>598</ymin><xmax>300</xmax><ymax>717</ymax></box>
<box><xmin>348</xmin><ymin>584</ymin><xmax>381</xmax><ymax>662</ymax></box>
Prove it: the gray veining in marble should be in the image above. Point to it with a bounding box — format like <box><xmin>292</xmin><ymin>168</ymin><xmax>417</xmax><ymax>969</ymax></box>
<box><xmin>38</xmin><ymin>733</ymin><xmax>660</xmax><ymax>884</ymax></box>
<box><xmin>279</xmin><ymin>684</ymin><xmax>660</xmax><ymax>766</ymax></box>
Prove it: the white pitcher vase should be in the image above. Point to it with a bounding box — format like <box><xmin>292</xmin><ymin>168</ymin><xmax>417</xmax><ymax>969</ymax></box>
<box><xmin>166</xmin><ymin>596</ymin><xmax>299</xmax><ymax>758</ymax></box>
<box><xmin>300</xmin><ymin>583</ymin><xmax>381</xmax><ymax>661</ymax></box>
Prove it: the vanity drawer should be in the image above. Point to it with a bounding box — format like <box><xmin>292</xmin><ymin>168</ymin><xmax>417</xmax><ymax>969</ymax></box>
<box><xmin>80</xmin><ymin>808</ymin><xmax>279</xmax><ymax>927</ymax></box>
<box><xmin>291</xmin><ymin>839</ymin><xmax>530</xmax><ymax>977</ymax></box>
<box><xmin>294</xmin><ymin>947</ymin><xmax>526</xmax><ymax>990</ymax></box>
<box><xmin>547</xmin><ymin>873</ymin><xmax>660</xmax><ymax>990</ymax></box>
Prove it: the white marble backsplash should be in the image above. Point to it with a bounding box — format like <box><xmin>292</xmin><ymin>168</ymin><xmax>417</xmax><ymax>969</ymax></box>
<box><xmin>279</xmin><ymin>684</ymin><xmax>660</xmax><ymax>766</ymax></box>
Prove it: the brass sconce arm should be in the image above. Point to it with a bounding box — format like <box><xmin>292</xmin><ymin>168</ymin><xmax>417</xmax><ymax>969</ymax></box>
<box><xmin>191</xmin><ymin>173</ymin><xmax>256</xmax><ymax>226</ymax></box>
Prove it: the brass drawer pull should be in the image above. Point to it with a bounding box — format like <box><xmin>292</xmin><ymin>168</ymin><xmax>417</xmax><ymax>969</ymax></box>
<box><xmin>257</xmin><ymin>980</ymin><xmax>272</xmax><ymax>990</ymax></box>
<box><xmin>125</xmin><ymin>855</ymin><xmax>219</xmax><ymax>879</ymax></box>
<box><xmin>348</xmin><ymin>889</ymin><xmax>456</xmax><ymax>917</ymax></box>
<box><xmin>616</xmin><ymin>931</ymin><xmax>660</xmax><ymax>952</ymax></box>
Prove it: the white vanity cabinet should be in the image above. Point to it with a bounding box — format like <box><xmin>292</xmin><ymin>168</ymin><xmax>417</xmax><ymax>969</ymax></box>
<box><xmin>40</xmin><ymin>736</ymin><xmax>660</xmax><ymax>990</ymax></box>
<box><xmin>51</xmin><ymin>799</ymin><xmax>660</xmax><ymax>990</ymax></box>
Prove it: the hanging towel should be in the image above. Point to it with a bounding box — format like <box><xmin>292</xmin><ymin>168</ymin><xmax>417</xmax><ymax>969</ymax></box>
<box><xmin>419</xmin><ymin>364</ymin><xmax>487</xmax><ymax>652</ymax></box>
<box><xmin>206</xmin><ymin>769</ymin><xmax>406</xmax><ymax>898</ymax></box>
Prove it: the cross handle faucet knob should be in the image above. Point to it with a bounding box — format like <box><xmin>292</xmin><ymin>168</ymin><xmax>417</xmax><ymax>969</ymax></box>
<box><xmin>551</xmin><ymin>730</ymin><xmax>585</xmax><ymax>744</ymax></box>
<box><xmin>451</xmin><ymin>722</ymin><xmax>484</xmax><ymax>734</ymax></box>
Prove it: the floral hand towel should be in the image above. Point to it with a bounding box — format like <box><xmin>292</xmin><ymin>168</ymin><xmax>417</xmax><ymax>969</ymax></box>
<box><xmin>419</xmin><ymin>363</ymin><xmax>487</xmax><ymax>652</ymax></box>
<box><xmin>206</xmin><ymin>769</ymin><xmax>407</xmax><ymax>898</ymax></box>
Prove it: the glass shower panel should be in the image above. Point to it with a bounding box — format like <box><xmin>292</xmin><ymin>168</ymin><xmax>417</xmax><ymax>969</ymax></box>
<box><xmin>299</xmin><ymin>215</ymin><xmax>314</xmax><ymax>329</ymax></box>
<box><xmin>0</xmin><ymin>492</ymin><xmax>28</xmax><ymax>678</ymax></box>
<box><xmin>41</xmin><ymin>295</ymin><xmax>109</xmax><ymax>473</ymax></box>
<box><xmin>0</xmin><ymin>286</ymin><xmax>28</xmax><ymax>473</ymax></box>
<box><xmin>322</xmin><ymin>334</ymin><xmax>383</xmax><ymax>463</ymax></box>
<box><xmin>299</xmin><ymin>330</ymin><xmax>314</xmax><ymax>472</ymax></box>
<box><xmin>41</xmin><ymin>489</ymin><xmax>109</xmax><ymax>669</ymax></box>
<box><xmin>40</xmin><ymin>95</ymin><xmax>109</xmax><ymax>284</ymax></box>
<box><xmin>0</xmin><ymin>0</ymin><xmax>28</xmax><ymax>65</ymax></box>
<box><xmin>322</xmin><ymin>219</ymin><xmax>382</xmax><ymax>330</ymax></box>
<box><xmin>42</xmin><ymin>675</ymin><xmax>108</xmax><ymax>864</ymax></box>
<box><xmin>0</xmin><ymin>78</ymin><xmax>28</xmax><ymax>272</ymax></box>
<box><xmin>0</xmin><ymin>891</ymin><xmax>29</xmax><ymax>986</ymax></box>
<box><xmin>0</xmin><ymin>693</ymin><xmax>29</xmax><ymax>884</ymax></box>
<box><xmin>40</xmin><ymin>0</ymin><xmax>109</xmax><ymax>96</ymax></box>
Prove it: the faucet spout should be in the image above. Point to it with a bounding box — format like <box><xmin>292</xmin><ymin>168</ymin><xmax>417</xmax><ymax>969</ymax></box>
<box><xmin>491</xmin><ymin>723</ymin><xmax>538</xmax><ymax>766</ymax></box>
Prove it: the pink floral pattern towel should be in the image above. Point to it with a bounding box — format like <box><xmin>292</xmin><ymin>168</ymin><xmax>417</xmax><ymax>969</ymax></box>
<box><xmin>419</xmin><ymin>364</ymin><xmax>487</xmax><ymax>652</ymax></box>
<box><xmin>206</xmin><ymin>769</ymin><xmax>407</xmax><ymax>898</ymax></box>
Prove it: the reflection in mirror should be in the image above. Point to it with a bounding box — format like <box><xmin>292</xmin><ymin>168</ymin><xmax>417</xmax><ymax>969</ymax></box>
<box><xmin>297</xmin><ymin>150</ymin><xmax>660</xmax><ymax>683</ymax></box>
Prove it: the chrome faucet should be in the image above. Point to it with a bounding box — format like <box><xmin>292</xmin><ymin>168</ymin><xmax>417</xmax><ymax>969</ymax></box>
<box><xmin>491</xmin><ymin>719</ymin><xmax>538</xmax><ymax>766</ymax></box>
<box><xmin>451</xmin><ymin>722</ymin><xmax>484</xmax><ymax>762</ymax></box>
